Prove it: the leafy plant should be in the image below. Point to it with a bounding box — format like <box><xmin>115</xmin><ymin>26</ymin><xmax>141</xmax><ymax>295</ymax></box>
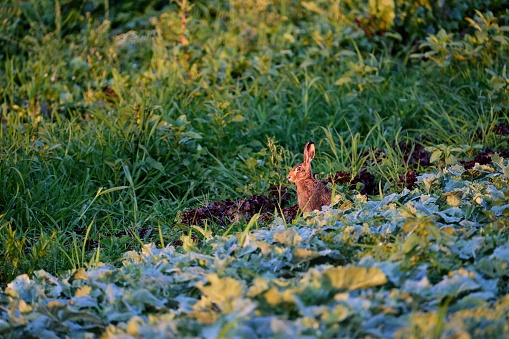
<box><xmin>486</xmin><ymin>65</ymin><xmax>509</xmax><ymax>93</ymax></box>
<box><xmin>411</xmin><ymin>10</ymin><xmax>509</xmax><ymax>69</ymax></box>
<box><xmin>1</xmin><ymin>0</ymin><xmax>509</xmax><ymax>312</ymax></box>
<box><xmin>3</xmin><ymin>160</ymin><xmax>509</xmax><ymax>336</ymax></box>
<box><xmin>426</xmin><ymin>144</ymin><xmax>484</xmax><ymax>166</ymax></box>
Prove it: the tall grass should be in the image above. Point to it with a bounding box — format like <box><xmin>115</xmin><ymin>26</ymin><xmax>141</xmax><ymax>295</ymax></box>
<box><xmin>1</xmin><ymin>0</ymin><xmax>508</xmax><ymax>285</ymax></box>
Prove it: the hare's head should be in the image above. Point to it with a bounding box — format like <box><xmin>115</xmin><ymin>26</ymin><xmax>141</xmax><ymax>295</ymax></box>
<box><xmin>287</xmin><ymin>141</ymin><xmax>315</xmax><ymax>183</ymax></box>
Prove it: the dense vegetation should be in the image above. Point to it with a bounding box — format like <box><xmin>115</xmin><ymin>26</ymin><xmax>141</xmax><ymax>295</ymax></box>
<box><xmin>1</xmin><ymin>0</ymin><xmax>509</xmax><ymax>336</ymax></box>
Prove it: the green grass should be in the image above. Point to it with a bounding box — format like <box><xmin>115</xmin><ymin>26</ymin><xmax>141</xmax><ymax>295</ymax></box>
<box><xmin>1</xmin><ymin>0</ymin><xmax>509</xmax><ymax>287</ymax></box>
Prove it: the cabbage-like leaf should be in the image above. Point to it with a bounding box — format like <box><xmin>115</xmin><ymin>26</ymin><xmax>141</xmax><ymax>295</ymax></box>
<box><xmin>324</xmin><ymin>266</ymin><xmax>387</xmax><ymax>290</ymax></box>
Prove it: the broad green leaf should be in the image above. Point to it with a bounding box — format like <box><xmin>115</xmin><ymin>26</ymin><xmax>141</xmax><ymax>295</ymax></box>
<box><xmin>335</xmin><ymin>76</ymin><xmax>352</xmax><ymax>85</ymax></box>
<box><xmin>324</xmin><ymin>266</ymin><xmax>387</xmax><ymax>290</ymax></box>
<box><xmin>473</xmin><ymin>164</ymin><xmax>495</xmax><ymax>172</ymax></box>
<box><xmin>437</xmin><ymin>207</ymin><xmax>463</xmax><ymax>223</ymax></box>
<box><xmin>292</xmin><ymin>248</ymin><xmax>321</xmax><ymax>263</ymax></box>
<box><xmin>72</xmin><ymin>268</ymin><xmax>89</xmax><ymax>281</ymax></box>
<box><xmin>255</xmin><ymin>241</ymin><xmax>273</xmax><ymax>255</ymax></box>
<box><xmin>432</xmin><ymin>270</ymin><xmax>480</xmax><ymax>299</ymax></box>
<box><xmin>504</xmin><ymin>167</ymin><xmax>509</xmax><ymax>178</ymax></box>
<box><xmin>301</xmin><ymin>1</ymin><xmax>324</xmax><ymax>15</ymax></box>
<box><xmin>445</xmin><ymin>154</ymin><xmax>458</xmax><ymax>165</ymax></box>
<box><xmin>245</xmin><ymin>157</ymin><xmax>258</xmax><ymax>169</ymax></box>
<box><xmin>125</xmin><ymin>289</ymin><xmax>167</xmax><ymax>310</ymax></box>
<box><xmin>247</xmin><ymin>278</ymin><xmax>269</xmax><ymax>297</ymax></box>
<box><xmin>395</xmin><ymin>312</ymin><xmax>438</xmax><ymax>339</ymax></box>
<box><xmin>491</xmin><ymin>153</ymin><xmax>504</xmax><ymax>169</ymax></box>
<box><xmin>181</xmin><ymin>234</ymin><xmax>198</xmax><ymax>253</ymax></box>
<box><xmin>75</xmin><ymin>285</ymin><xmax>92</xmax><ymax>297</ymax></box>
<box><xmin>273</xmin><ymin>229</ymin><xmax>302</xmax><ymax>246</ymax></box>
<box><xmin>196</xmin><ymin>274</ymin><xmax>245</xmax><ymax>313</ymax></box>
<box><xmin>231</xmin><ymin>114</ymin><xmax>245</xmax><ymax>122</ymax></box>
<box><xmin>146</xmin><ymin>157</ymin><xmax>164</xmax><ymax>172</ymax></box>
<box><xmin>402</xmin><ymin>232</ymin><xmax>421</xmax><ymax>254</ymax></box>
<box><xmin>441</xmin><ymin>191</ymin><xmax>463</xmax><ymax>207</ymax></box>
<box><xmin>490</xmin><ymin>243</ymin><xmax>509</xmax><ymax>261</ymax></box>
<box><xmin>430</xmin><ymin>150</ymin><xmax>443</xmax><ymax>163</ymax></box>
<box><xmin>263</xmin><ymin>286</ymin><xmax>301</xmax><ymax>306</ymax></box>
<box><xmin>189</xmin><ymin>310</ymin><xmax>218</xmax><ymax>324</ymax></box>
<box><xmin>18</xmin><ymin>300</ymin><xmax>33</xmax><ymax>313</ymax></box>
<box><xmin>461</xmin><ymin>169</ymin><xmax>484</xmax><ymax>181</ymax></box>
<box><xmin>5</xmin><ymin>274</ymin><xmax>31</xmax><ymax>299</ymax></box>
<box><xmin>323</xmin><ymin>304</ymin><xmax>351</xmax><ymax>324</ymax></box>
<box><xmin>452</xmin><ymin>237</ymin><xmax>485</xmax><ymax>259</ymax></box>
<box><xmin>175</xmin><ymin>115</ymin><xmax>187</xmax><ymax>127</ymax></box>
<box><xmin>183</xmin><ymin>131</ymin><xmax>202</xmax><ymax>139</ymax></box>
<box><xmin>126</xmin><ymin>316</ymin><xmax>144</xmax><ymax>336</ymax></box>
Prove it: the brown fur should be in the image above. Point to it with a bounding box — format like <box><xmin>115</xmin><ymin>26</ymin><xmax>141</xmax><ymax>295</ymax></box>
<box><xmin>287</xmin><ymin>142</ymin><xmax>331</xmax><ymax>212</ymax></box>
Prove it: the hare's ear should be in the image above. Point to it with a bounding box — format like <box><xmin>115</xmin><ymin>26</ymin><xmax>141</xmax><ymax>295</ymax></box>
<box><xmin>303</xmin><ymin>141</ymin><xmax>315</xmax><ymax>163</ymax></box>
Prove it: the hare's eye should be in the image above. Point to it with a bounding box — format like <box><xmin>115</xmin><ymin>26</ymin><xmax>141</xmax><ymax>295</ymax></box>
<box><xmin>296</xmin><ymin>166</ymin><xmax>302</xmax><ymax>171</ymax></box>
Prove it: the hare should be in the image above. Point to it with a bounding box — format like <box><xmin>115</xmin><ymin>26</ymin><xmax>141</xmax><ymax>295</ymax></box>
<box><xmin>288</xmin><ymin>141</ymin><xmax>331</xmax><ymax>212</ymax></box>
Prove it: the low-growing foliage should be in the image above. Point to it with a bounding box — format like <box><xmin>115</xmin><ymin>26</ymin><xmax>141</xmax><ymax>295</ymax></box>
<box><xmin>1</xmin><ymin>1</ymin><xmax>509</xmax><ymax>335</ymax></box>
<box><xmin>2</xmin><ymin>160</ymin><xmax>509</xmax><ymax>336</ymax></box>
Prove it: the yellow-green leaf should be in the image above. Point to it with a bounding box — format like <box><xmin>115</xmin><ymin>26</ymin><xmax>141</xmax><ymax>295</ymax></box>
<box><xmin>292</xmin><ymin>248</ymin><xmax>321</xmax><ymax>263</ymax></box>
<box><xmin>324</xmin><ymin>266</ymin><xmax>387</xmax><ymax>290</ymax></box>
<box><xmin>231</xmin><ymin>114</ymin><xmax>245</xmax><ymax>123</ymax></box>
<box><xmin>197</xmin><ymin>274</ymin><xmax>245</xmax><ymax>313</ymax></box>
<box><xmin>75</xmin><ymin>285</ymin><xmax>92</xmax><ymax>297</ymax></box>
<box><xmin>335</xmin><ymin>76</ymin><xmax>352</xmax><ymax>85</ymax></box>
<box><xmin>73</xmin><ymin>268</ymin><xmax>89</xmax><ymax>281</ymax></box>
<box><xmin>430</xmin><ymin>150</ymin><xmax>443</xmax><ymax>163</ymax></box>
<box><xmin>461</xmin><ymin>169</ymin><xmax>484</xmax><ymax>181</ymax></box>
<box><xmin>301</xmin><ymin>1</ymin><xmax>324</xmax><ymax>15</ymax></box>
<box><xmin>247</xmin><ymin>278</ymin><xmax>269</xmax><ymax>297</ymax></box>
<box><xmin>273</xmin><ymin>229</ymin><xmax>302</xmax><ymax>246</ymax></box>
<box><xmin>446</xmin><ymin>194</ymin><xmax>461</xmax><ymax>207</ymax></box>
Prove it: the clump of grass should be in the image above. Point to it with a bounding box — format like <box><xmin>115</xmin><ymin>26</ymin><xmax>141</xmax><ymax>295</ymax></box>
<box><xmin>1</xmin><ymin>1</ymin><xmax>509</xmax><ymax>286</ymax></box>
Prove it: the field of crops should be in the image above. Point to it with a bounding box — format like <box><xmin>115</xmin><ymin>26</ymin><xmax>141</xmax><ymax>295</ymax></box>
<box><xmin>1</xmin><ymin>0</ymin><xmax>509</xmax><ymax>337</ymax></box>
